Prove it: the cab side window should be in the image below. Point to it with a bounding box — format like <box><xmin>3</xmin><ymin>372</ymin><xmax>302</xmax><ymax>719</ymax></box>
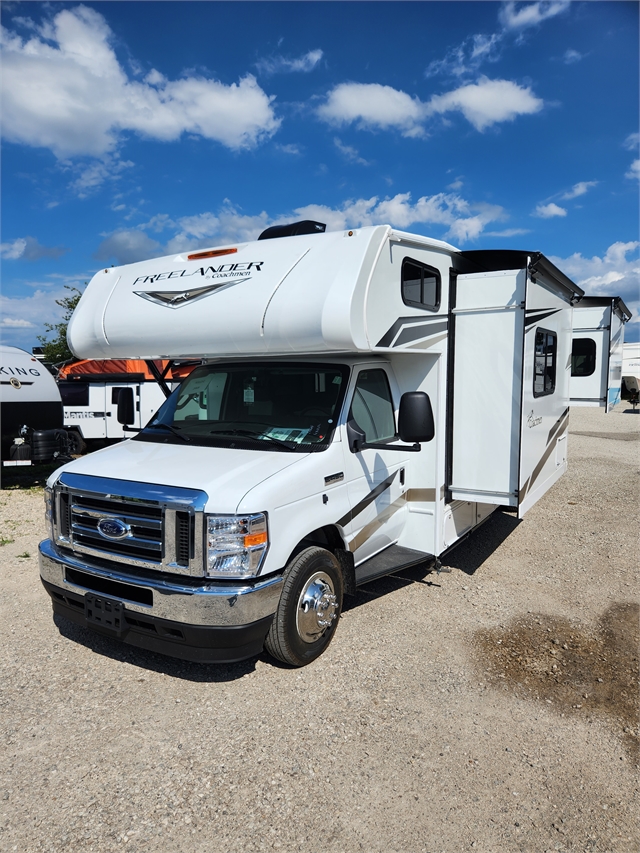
<box><xmin>349</xmin><ymin>369</ymin><xmax>396</xmax><ymax>442</ymax></box>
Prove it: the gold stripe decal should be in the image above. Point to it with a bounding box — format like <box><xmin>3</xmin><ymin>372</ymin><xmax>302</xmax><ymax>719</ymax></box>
<box><xmin>346</xmin><ymin>488</ymin><xmax>437</xmax><ymax>552</ymax></box>
<box><xmin>519</xmin><ymin>413</ymin><xmax>569</xmax><ymax>503</ymax></box>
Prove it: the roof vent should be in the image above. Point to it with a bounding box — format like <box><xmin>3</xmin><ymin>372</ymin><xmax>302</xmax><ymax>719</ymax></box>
<box><xmin>258</xmin><ymin>220</ymin><xmax>326</xmax><ymax>241</ymax></box>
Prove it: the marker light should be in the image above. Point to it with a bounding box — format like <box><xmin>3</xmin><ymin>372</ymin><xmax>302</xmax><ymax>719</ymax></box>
<box><xmin>187</xmin><ymin>248</ymin><xmax>237</xmax><ymax>261</ymax></box>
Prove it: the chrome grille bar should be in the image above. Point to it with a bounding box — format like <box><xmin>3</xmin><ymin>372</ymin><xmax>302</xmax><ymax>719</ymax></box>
<box><xmin>53</xmin><ymin>472</ymin><xmax>208</xmax><ymax>578</ymax></box>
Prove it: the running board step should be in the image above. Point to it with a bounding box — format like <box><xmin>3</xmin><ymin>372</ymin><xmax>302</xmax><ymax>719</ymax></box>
<box><xmin>356</xmin><ymin>545</ymin><xmax>433</xmax><ymax>585</ymax></box>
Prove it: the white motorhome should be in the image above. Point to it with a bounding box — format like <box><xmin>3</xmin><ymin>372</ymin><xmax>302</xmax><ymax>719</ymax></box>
<box><xmin>1</xmin><ymin>344</ymin><xmax>68</xmax><ymax>467</ymax></box>
<box><xmin>40</xmin><ymin>223</ymin><xmax>583</xmax><ymax>666</ymax></box>
<box><xmin>570</xmin><ymin>296</ymin><xmax>631</xmax><ymax>410</ymax></box>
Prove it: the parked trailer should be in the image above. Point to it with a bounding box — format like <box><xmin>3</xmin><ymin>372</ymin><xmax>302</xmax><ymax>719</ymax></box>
<box><xmin>1</xmin><ymin>344</ymin><xmax>70</xmax><ymax>467</ymax></box>
<box><xmin>570</xmin><ymin>296</ymin><xmax>631</xmax><ymax>411</ymax></box>
<box><xmin>621</xmin><ymin>342</ymin><xmax>640</xmax><ymax>407</ymax></box>
<box><xmin>40</xmin><ymin>223</ymin><xmax>583</xmax><ymax>666</ymax></box>
<box><xmin>58</xmin><ymin>359</ymin><xmax>196</xmax><ymax>451</ymax></box>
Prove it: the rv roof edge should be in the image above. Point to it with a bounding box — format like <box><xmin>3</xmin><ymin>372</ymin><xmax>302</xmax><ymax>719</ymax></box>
<box><xmin>457</xmin><ymin>249</ymin><xmax>584</xmax><ymax>304</ymax></box>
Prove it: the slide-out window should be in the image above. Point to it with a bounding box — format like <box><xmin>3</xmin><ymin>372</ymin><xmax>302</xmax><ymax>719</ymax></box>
<box><xmin>401</xmin><ymin>259</ymin><xmax>440</xmax><ymax>312</ymax></box>
<box><xmin>571</xmin><ymin>338</ymin><xmax>596</xmax><ymax>377</ymax></box>
<box><xmin>534</xmin><ymin>329</ymin><xmax>557</xmax><ymax>397</ymax></box>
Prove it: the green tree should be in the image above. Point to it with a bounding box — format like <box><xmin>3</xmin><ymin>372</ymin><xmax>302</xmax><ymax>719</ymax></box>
<box><xmin>37</xmin><ymin>284</ymin><xmax>85</xmax><ymax>368</ymax></box>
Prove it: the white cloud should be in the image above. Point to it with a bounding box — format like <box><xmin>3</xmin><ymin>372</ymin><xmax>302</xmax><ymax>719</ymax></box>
<box><xmin>93</xmin><ymin>190</ymin><xmax>506</xmax><ymax>265</ymax></box>
<box><xmin>427</xmin><ymin>1</ymin><xmax>571</xmax><ymax>79</ymax></box>
<box><xmin>1</xmin><ymin>6</ymin><xmax>280</xmax><ymax>162</ymax></box>
<box><xmin>256</xmin><ymin>49</ymin><xmax>323</xmax><ymax>75</ymax></box>
<box><xmin>318</xmin><ymin>83</ymin><xmax>426</xmax><ymax>137</ymax></box>
<box><xmin>334</xmin><ymin>138</ymin><xmax>371</xmax><ymax>166</ymax></box>
<box><xmin>318</xmin><ymin>77</ymin><xmax>543</xmax><ymax>136</ymax></box>
<box><xmin>0</xmin><ymin>236</ymin><xmax>68</xmax><ymax>261</ymax></box>
<box><xmin>563</xmin><ymin>49</ymin><xmax>583</xmax><ymax>64</ymax></box>
<box><xmin>485</xmin><ymin>228</ymin><xmax>531</xmax><ymax>237</ymax></box>
<box><xmin>426</xmin><ymin>33</ymin><xmax>502</xmax><ymax>78</ymax></box>
<box><xmin>69</xmin><ymin>156</ymin><xmax>134</xmax><ymax>198</ymax></box>
<box><xmin>0</xmin><ymin>286</ymin><xmax>74</xmax><ymax>347</ymax></box>
<box><xmin>551</xmin><ymin>242</ymin><xmax>640</xmax><ymax>328</ymax></box>
<box><xmin>425</xmin><ymin>77</ymin><xmax>543</xmax><ymax>131</ymax></box>
<box><xmin>94</xmin><ymin>230</ymin><xmax>163</xmax><ymax>266</ymax></box>
<box><xmin>276</xmin><ymin>143</ymin><xmax>303</xmax><ymax>156</ymax></box>
<box><xmin>1</xmin><ymin>318</ymin><xmax>35</xmax><ymax>328</ymax></box>
<box><xmin>499</xmin><ymin>1</ymin><xmax>571</xmax><ymax>32</ymax></box>
<box><xmin>533</xmin><ymin>202</ymin><xmax>567</xmax><ymax>218</ymax></box>
<box><xmin>561</xmin><ymin>181</ymin><xmax>598</xmax><ymax>200</ymax></box>
<box><xmin>626</xmin><ymin>159</ymin><xmax>640</xmax><ymax>181</ymax></box>
<box><xmin>623</xmin><ymin>133</ymin><xmax>639</xmax><ymax>151</ymax></box>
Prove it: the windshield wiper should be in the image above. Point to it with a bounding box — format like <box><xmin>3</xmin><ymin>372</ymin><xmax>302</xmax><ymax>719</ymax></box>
<box><xmin>144</xmin><ymin>423</ymin><xmax>191</xmax><ymax>443</ymax></box>
<box><xmin>208</xmin><ymin>427</ymin><xmax>296</xmax><ymax>451</ymax></box>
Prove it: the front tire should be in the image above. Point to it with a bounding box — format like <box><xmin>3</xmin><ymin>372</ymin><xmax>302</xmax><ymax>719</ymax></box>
<box><xmin>265</xmin><ymin>547</ymin><xmax>343</xmax><ymax>667</ymax></box>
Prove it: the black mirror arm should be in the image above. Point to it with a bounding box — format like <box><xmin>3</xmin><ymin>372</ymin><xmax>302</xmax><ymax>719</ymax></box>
<box><xmin>353</xmin><ymin>437</ymin><xmax>421</xmax><ymax>453</ymax></box>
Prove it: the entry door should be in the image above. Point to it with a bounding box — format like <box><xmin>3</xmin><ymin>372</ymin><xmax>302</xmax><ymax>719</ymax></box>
<box><xmin>340</xmin><ymin>366</ymin><xmax>409</xmax><ymax>565</ymax></box>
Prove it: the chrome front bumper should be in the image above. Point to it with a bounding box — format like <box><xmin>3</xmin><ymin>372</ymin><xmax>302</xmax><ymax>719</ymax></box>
<box><xmin>39</xmin><ymin>538</ymin><xmax>283</xmax><ymax>628</ymax></box>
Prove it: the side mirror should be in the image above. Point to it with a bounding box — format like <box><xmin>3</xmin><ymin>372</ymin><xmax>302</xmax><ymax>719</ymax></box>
<box><xmin>398</xmin><ymin>392</ymin><xmax>435</xmax><ymax>443</ymax></box>
<box><xmin>116</xmin><ymin>387</ymin><xmax>135</xmax><ymax>425</ymax></box>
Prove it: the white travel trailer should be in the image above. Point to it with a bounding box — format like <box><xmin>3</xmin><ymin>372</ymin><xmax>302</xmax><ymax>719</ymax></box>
<box><xmin>40</xmin><ymin>223</ymin><xmax>583</xmax><ymax>666</ymax></box>
<box><xmin>1</xmin><ymin>344</ymin><xmax>68</xmax><ymax>466</ymax></box>
<box><xmin>58</xmin><ymin>359</ymin><xmax>194</xmax><ymax>451</ymax></box>
<box><xmin>570</xmin><ymin>296</ymin><xmax>631</xmax><ymax>410</ymax></box>
<box><xmin>621</xmin><ymin>342</ymin><xmax>640</xmax><ymax>405</ymax></box>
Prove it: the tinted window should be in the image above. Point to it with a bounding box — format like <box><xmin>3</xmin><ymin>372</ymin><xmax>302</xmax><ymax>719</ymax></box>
<box><xmin>401</xmin><ymin>259</ymin><xmax>440</xmax><ymax>312</ymax></box>
<box><xmin>571</xmin><ymin>338</ymin><xmax>596</xmax><ymax>377</ymax></box>
<box><xmin>59</xmin><ymin>382</ymin><xmax>89</xmax><ymax>407</ymax></box>
<box><xmin>141</xmin><ymin>363</ymin><xmax>349</xmax><ymax>451</ymax></box>
<box><xmin>111</xmin><ymin>386</ymin><xmax>128</xmax><ymax>405</ymax></box>
<box><xmin>534</xmin><ymin>329</ymin><xmax>557</xmax><ymax>397</ymax></box>
<box><xmin>349</xmin><ymin>369</ymin><xmax>395</xmax><ymax>442</ymax></box>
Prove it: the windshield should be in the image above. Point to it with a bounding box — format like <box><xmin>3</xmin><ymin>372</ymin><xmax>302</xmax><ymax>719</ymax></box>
<box><xmin>135</xmin><ymin>362</ymin><xmax>350</xmax><ymax>452</ymax></box>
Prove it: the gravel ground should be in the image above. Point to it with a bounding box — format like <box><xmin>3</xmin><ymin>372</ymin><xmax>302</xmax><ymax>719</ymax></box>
<box><xmin>1</xmin><ymin>405</ymin><xmax>638</xmax><ymax>853</ymax></box>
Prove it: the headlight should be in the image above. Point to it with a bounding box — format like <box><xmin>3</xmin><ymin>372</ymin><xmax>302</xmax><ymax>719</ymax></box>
<box><xmin>44</xmin><ymin>486</ymin><xmax>54</xmax><ymax>539</ymax></box>
<box><xmin>206</xmin><ymin>513</ymin><xmax>268</xmax><ymax>579</ymax></box>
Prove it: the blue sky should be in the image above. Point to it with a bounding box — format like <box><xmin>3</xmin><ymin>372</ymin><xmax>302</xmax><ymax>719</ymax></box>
<box><xmin>2</xmin><ymin>0</ymin><xmax>639</xmax><ymax>348</ymax></box>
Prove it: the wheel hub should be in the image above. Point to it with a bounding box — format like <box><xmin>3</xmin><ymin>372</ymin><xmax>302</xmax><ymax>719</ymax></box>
<box><xmin>296</xmin><ymin>571</ymin><xmax>339</xmax><ymax>643</ymax></box>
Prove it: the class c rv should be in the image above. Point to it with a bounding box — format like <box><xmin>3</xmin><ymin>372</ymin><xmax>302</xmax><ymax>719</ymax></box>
<box><xmin>40</xmin><ymin>221</ymin><xmax>584</xmax><ymax>667</ymax></box>
<box><xmin>570</xmin><ymin>296</ymin><xmax>631</xmax><ymax>411</ymax></box>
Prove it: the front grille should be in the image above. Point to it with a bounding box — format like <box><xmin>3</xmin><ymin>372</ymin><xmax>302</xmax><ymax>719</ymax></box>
<box><xmin>70</xmin><ymin>493</ymin><xmax>163</xmax><ymax>563</ymax></box>
<box><xmin>52</xmin><ymin>474</ymin><xmax>207</xmax><ymax>578</ymax></box>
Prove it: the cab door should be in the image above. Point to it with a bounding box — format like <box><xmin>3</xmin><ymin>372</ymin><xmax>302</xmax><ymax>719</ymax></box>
<box><xmin>340</xmin><ymin>366</ymin><xmax>410</xmax><ymax>565</ymax></box>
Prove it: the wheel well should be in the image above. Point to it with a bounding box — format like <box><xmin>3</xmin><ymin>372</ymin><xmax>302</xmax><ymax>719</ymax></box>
<box><xmin>290</xmin><ymin>525</ymin><xmax>345</xmax><ymax>561</ymax></box>
<box><xmin>287</xmin><ymin>526</ymin><xmax>356</xmax><ymax>597</ymax></box>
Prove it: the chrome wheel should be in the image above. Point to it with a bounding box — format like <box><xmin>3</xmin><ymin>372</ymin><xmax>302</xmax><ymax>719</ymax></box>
<box><xmin>264</xmin><ymin>546</ymin><xmax>344</xmax><ymax>666</ymax></box>
<box><xmin>296</xmin><ymin>571</ymin><xmax>339</xmax><ymax>642</ymax></box>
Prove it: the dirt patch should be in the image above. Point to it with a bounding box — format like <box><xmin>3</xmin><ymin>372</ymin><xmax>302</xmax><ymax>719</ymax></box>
<box><xmin>474</xmin><ymin>603</ymin><xmax>639</xmax><ymax>758</ymax></box>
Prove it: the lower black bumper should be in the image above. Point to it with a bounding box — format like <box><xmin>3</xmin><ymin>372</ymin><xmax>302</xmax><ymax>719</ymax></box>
<box><xmin>42</xmin><ymin>579</ymin><xmax>273</xmax><ymax>664</ymax></box>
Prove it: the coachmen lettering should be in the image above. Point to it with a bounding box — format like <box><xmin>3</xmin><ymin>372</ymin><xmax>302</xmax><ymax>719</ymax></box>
<box><xmin>132</xmin><ymin>261</ymin><xmax>263</xmax><ymax>286</ymax></box>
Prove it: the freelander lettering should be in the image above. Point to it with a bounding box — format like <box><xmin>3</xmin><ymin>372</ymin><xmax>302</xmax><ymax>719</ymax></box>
<box><xmin>133</xmin><ymin>261</ymin><xmax>263</xmax><ymax>286</ymax></box>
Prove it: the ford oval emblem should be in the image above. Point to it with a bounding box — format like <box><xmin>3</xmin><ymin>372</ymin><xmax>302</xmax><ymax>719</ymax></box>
<box><xmin>97</xmin><ymin>517</ymin><xmax>130</xmax><ymax>540</ymax></box>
